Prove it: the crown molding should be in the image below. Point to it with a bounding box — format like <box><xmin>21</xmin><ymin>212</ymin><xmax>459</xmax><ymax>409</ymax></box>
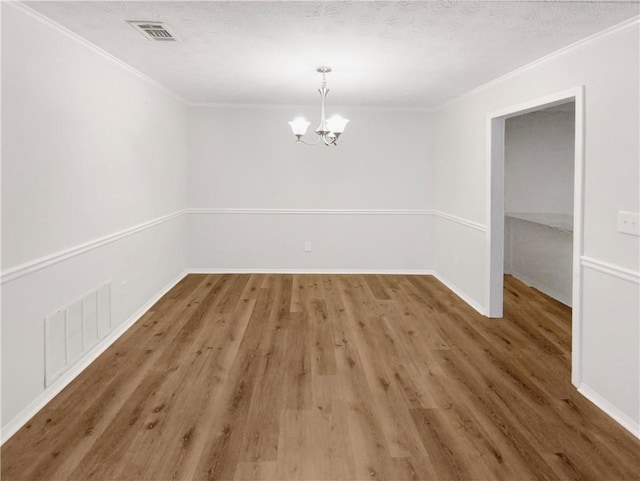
<box><xmin>187</xmin><ymin>101</ymin><xmax>432</xmax><ymax>113</ymax></box>
<box><xmin>4</xmin><ymin>1</ymin><xmax>188</xmax><ymax>105</ymax></box>
<box><xmin>434</xmin><ymin>15</ymin><xmax>640</xmax><ymax>112</ymax></box>
<box><xmin>10</xmin><ymin>0</ymin><xmax>635</xmax><ymax>113</ymax></box>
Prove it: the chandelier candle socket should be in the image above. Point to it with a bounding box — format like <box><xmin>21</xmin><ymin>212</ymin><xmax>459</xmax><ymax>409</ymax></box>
<box><xmin>288</xmin><ymin>66</ymin><xmax>349</xmax><ymax>146</ymax></box>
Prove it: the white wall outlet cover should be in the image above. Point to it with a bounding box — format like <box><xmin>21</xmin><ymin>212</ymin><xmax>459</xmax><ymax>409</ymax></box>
<box><xmin>617</xmin><ymin>211</ymin><xmax>640</xmax><ymax>236</ymax></box>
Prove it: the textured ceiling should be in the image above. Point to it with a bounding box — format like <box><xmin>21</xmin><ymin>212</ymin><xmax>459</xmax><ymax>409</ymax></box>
<box><xmin>24</xmin><ymin>1</ymin><xmax>640</xmax><ymax>108</ymax></box>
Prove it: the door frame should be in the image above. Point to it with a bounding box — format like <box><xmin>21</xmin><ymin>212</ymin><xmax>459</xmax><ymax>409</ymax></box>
<box><xmin>486</xmin><ymin>86</ymin><xmax>585</xmax><ymax>386</ymax></box>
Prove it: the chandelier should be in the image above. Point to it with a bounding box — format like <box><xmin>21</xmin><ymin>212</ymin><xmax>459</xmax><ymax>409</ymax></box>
<box><xmin>288</xmin><ymin>66</ymin><xmax>349</xmax><ymax>146</ymax></box>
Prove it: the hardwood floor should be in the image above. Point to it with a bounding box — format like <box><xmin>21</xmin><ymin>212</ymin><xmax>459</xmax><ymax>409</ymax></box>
<box><xmin>2</xmin><ymin>274</ymin><xmax>639</xmax><ymax>480</ymax></box>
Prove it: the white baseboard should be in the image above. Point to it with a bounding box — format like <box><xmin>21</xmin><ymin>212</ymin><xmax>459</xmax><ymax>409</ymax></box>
<box><xmin>433</xmin><ymin>273</ymin><xmax>487</xmax><ymax>316</ymax></box>
<box><xmin>5</xmin><ymin>267</ymin><xmax>638</xmax><ymax>449</ymax></box>
<box><xmin>1</xmin><ymin>270</ymin><xmax>189</xmax><ymax>445</ymax></box>
<box><xmin>578</xmin><ymin>383</ymin><xmax>640</xmax><ymax>439</ymax></box>
<box><xmin>509</xmin><ymin>271</ymin><xmax>572</xmax><ymax>307</ymax></box>
<box><xmin>187</xmin><ymin>268</ymin><xmax>436</xmax><ymax>275</ymax></box>
<box><xmin>188</xmin><ymin>208</ymin><xmax>434</xmax><ymax>216</ymax></box>
<box><xmin>188</xmin><ymin>269</ymin><xmax>489</xmax><ymax>317</ymax></box>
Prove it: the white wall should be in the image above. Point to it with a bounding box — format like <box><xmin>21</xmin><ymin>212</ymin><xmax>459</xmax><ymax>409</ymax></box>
<box><xmin>187</xmin><ymin>106</ymin><xmax>434</xmax><ymax>272</ymax></box>
<box><xmin>1</xmin><ymin>3</ymin><xmax>188</xmax><ymax>436</ymax></box>
<box><xmin>504</xmin><ymin>108</ymin><xmax>575</xmax><ymax>305</ymax></box>
<box><xmin>431</xmin><ymin>20</ymin><xmax>640</xmax><ymax>432</ymax></box>
<box><xmin>505</xmin><ymin>218</ymin><xmax>573</xmax><ymax>305</ymax></box>
<box><xmin>505</xmin><ymin>108</ymin><xmax>575</xmax><ymax>215</ymax></box>
<box><xmin>3</xmin><ymin>0</ymin><xmax>638</xmax><ymax>444</ymax></box>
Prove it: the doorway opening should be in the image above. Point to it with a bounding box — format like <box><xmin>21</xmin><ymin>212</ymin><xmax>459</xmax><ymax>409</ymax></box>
<box><xmin>486</xmin><ymin>87</ymin><xmax>585</xmax><ymax>386</ymax></box>
<box><xmin>504</xmin><ymin>102</ymin><xmax>575</xmax><ymax>306</ymax></box>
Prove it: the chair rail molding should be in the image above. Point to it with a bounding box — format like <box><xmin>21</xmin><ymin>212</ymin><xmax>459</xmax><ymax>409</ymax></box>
<box><xmin>1</xmin><ymin>210</ymin><xmax>187</xmax><ymax>284</ymax></box>
<box><xmin>580</xmin><ymin>256</ymin><xmax>640</xmax><ymax>285</ymax></box>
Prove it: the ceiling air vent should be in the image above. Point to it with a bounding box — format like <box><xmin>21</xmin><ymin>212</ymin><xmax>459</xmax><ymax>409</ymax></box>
<box><xmin>128</xmin><ymin>21</ymin><xmax>177</xmax><ymax>41</ymax></box>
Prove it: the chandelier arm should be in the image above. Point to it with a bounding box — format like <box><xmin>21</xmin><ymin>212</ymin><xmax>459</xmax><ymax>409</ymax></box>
<box><xmin>296</xmin><ymin>136</ymin><xmax>323</xmax><ymax>146</ymax></box>
<box><xmin>320</xmin><ymin>133</ymin><xmax>339</xmax><ymax>146</ymax></box>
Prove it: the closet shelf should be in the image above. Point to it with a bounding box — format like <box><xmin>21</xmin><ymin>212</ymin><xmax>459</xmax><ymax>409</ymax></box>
<box><xmin>505</xmin><ymin>212</ymin><xmax>573</xmax><ymax>232</ymax></box>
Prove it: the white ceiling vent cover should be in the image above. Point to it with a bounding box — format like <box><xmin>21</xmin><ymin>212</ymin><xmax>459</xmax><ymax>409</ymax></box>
<box><xmin>128</xmin><ymin>21</ymin><xmax>177</xmax><ymax>41</ymax></box>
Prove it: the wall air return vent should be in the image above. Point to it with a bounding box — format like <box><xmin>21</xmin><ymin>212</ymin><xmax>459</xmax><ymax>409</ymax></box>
<box><xmin>44</xmin><ymin>283</ymin><xmax>111</xmax><ymax>387</ymax></box>
<box><xmin>128</xmin><ymin>21</ymin><xmax>177</xmax><ymax>41</ymax></box>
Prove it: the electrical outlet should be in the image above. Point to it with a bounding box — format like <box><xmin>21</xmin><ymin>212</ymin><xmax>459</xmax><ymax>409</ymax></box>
<box><xmin>617</xmin><ymin>211</ymin><xmax>640</xmax><ymax>236</ymax></box>
<box><xmin>304</xmin><ymin>242</ymin><xmax>312</xmax><ymax>252</ymax></box>
<box><xmin>121</xmin><ymin>280</ymin><xmax>128</xmax><ymax>297</ymax></box>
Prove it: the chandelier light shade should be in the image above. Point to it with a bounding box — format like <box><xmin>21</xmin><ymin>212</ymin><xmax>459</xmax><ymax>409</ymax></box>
<box><xmin>289</xmin><ymin>66</ymin><xmax>349</xmax><ymax>146</ymax></box>
<box><xmin>288</xmin><ymin>118</ymin><xmax>311</xmax><ymax>137</ymax></box>
<box><xmin>326</xmin><ymin>115</ymin><xmax>349</xmax><ymax>134</ymax></box>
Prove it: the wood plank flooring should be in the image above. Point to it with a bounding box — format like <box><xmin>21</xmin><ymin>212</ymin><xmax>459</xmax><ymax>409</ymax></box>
<box><xmin>2</xmin><ymin>274</ymin><xmax>639</xmax><ymax>480</ymax></box>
